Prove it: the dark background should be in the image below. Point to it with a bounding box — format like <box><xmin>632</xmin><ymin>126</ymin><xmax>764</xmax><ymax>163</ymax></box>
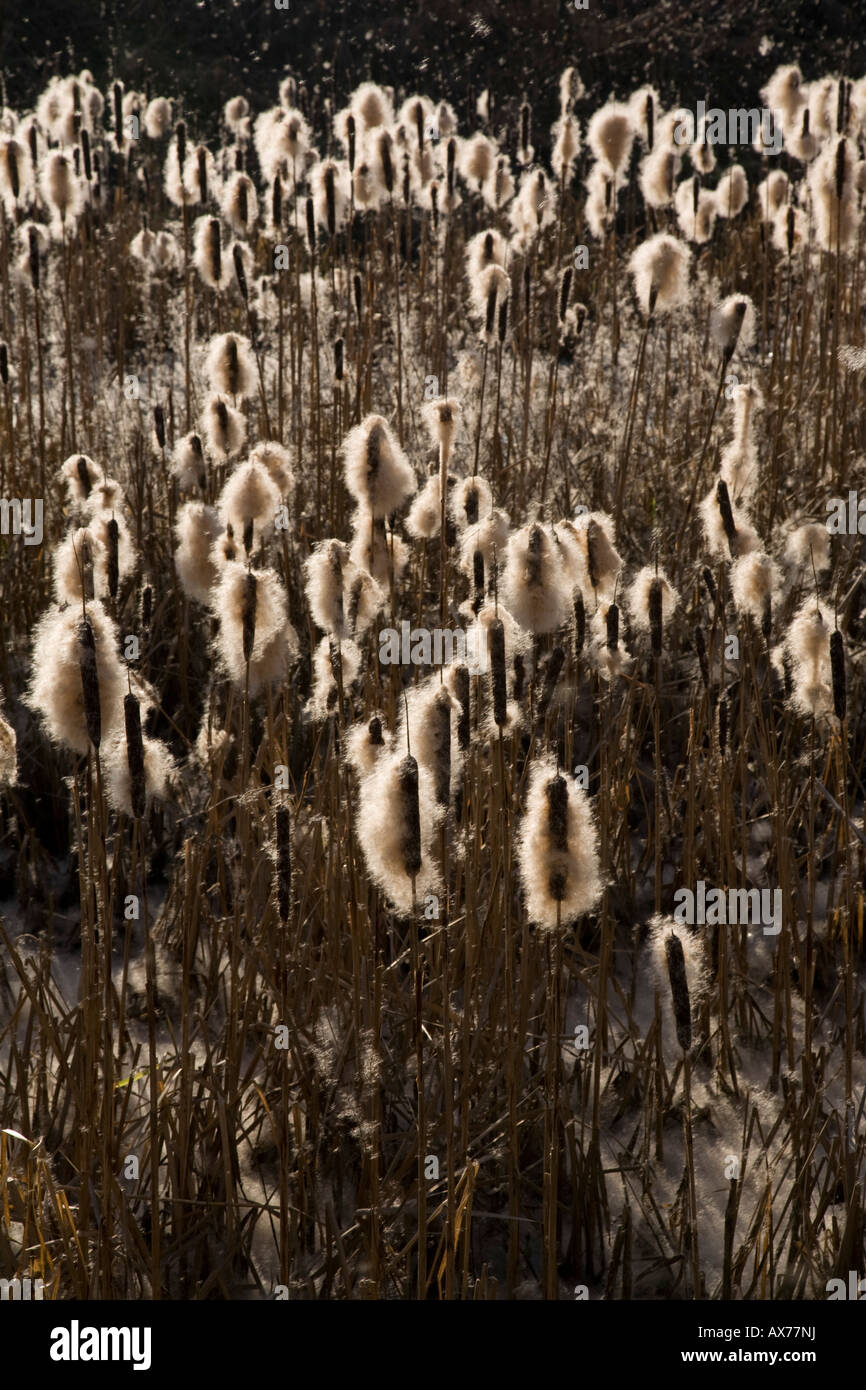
<box><xmin>1</xmin><ymin>0</ymin><xmax>864</xmax><ymax>148</ymax></box>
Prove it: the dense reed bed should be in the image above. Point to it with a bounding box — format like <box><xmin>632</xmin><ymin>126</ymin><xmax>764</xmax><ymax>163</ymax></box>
<box><xmin>0</xmin><ymin>61</ymin><xmax>865</xmax><ymax>1300</ymax></box>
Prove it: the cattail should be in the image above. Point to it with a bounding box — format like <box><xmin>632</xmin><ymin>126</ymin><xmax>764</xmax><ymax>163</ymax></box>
<box><xmin>123</xmin><ymin>692</ymin><xmax>147</xmax><ymax>819</ymax></box>
<box><xmin>347</xmin><ymin>113</ymin><xmax>356</xmax><ymax>172</ymax></box>
<box><xmin>711</xmin><ymin>294</ymin><xmax>754</xmax><ymax>362</ymax></box>
<box><xmin>342</xmin><ymin>414</ymin><xmax>416</xmax><ymax>518</ymax></box>
<box><xmin>452</xmin><ymin>665</ymin><xmax>470</xmax><ymax>751</ymax></box>
<box><xmin>397</xmin><ymin>755</ymin><xmax>422</xmax><ymax>878</ymax></box>
<box><xmin>648</xmin><ymin>579</ymin><xmax>663</xmax><ymax>657</ymax></box>
<box><xmin>702</xmin><ymin>567</ymin><xmax>716</xmax><ymax>604</ymax></box>
<box><xmin>242</xmin><ymin>572</ymin><xmax>257</xmax><ymax>662</ymax></box>
<box><xmin>233</xmin><ymin>242</ymin><xmax>248</xmax><ymax>301</ymax></box>
<box><xmin>587</xmin><ymin>102</ymin><xmax>635</xmax><ymax>175</ymax></box>
<box><xmin>503</xmin><ymin>522</ymin><xmax>570</xmax><ymax>634</ymax></box>
<box><xmin>606</xmin><ymin>602</ymin><xmax>619</xmax><ymax>650</ymax></box>
<box><xmin>106</xmin><ymin>518</ymin><xmax>119</xmax><ymax>599</ymax></box>
<box><xmin>305</xmin><ymin>194</ymin><xmax>315</xmax><ymax>255</ymax></box>
<box><xmin>28</xmin><ymin>225</ymin><xmax>40</xmax><ymax>290</ymax></box>
<box><xmin>574</xmin><ymin>591</ymin><xmax>585</xmax><ymax>659</ymax></box>
<box><xmin>558</xmin><ymin>266</ymin><xmax>573</xmax><ymax>323</ymax></box>
<box><xmin>272</xmin><ymin>172</ymin><xmax>282</xmax><ymax>229</ymax></box>
<box><xmin>664</xmin><ymin>932</ymin><xmax>692</xmax><ymax>1051</ymax></box>
<box><xmin>0</xmin><ymin>343</ymin><xmax>7</xmax><ymax>385</ymax></box>
<box><xmin>537</xmin><ymin>646</ymin><xmax>565</xmax><ymax>724</ymax></box>
<box><xmin>830</xmin><ymin>629</ymin><xmax>846</xmax><ymax>721</ymax></box>
<box><xmin>716</xmin><ymin>479</ymin><xmax>737</xmax><ymax>554</ymax></box>
<box><xmin>141</xmin><ymin>584</ymin><xmax>153</xmax><ymax>633</ymax></box>
<box><xmin>518</xmin><ymin>755</ymin><xmax>602</xmax><ymax>930</ymax></box>
<box><xmin>628</xmin><ymin>233</ymin><xmax>692</xmax><ymax>317</ymax></box>
<box><xmin>489</xmin><ymin>617</ymin><xmax>507</xmax><ymax>727</ymax></box>
<box><xmin>353</xmin><ymin>271</ymin><xmax>362</xmax><ymax>322</ymax></box>
<box><xmin>275</xmin><ymin>805</ymin><xmax>292</xmax><ymax>923</ymax></box>
<box><xmin>203</xmin><ymin>392</ymin><xmax>246</xmax><ymax>460</ymax></box>
<box><xmin>78</xmin><ymin>618</ymin><xmax>102</xmax><ymax>749</ymax></box>
<box><xmin>694</xmin><ymin>625</ymin><xmax>709</xmax><ymax>689</ymax></box>
<box><xmin>113</xmin><ymin>81</ymin><xmax>124</xmax><ymax>148</ymax></box>
<box><xmin>627</xmin><ymin>566</ymin><xmax>679</xmax><ymax>652</ymax></box>
<box><xmin>498</xmin><ymin>294</ymin><xmax>509</xmax><ymax>343</ymax></box>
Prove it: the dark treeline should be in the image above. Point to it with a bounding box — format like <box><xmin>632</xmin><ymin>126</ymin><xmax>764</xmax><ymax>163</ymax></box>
<box><xmin>1</xmin><ymin>0</ymin><xmax>865</xmax><ymax>150</ymax></box>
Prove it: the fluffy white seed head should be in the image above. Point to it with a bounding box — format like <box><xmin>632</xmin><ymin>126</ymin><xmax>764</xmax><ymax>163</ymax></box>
<box><xmin>517</xmin><ymin>754</ymin><xmax>603</xmax><ymax>931</ymax></box>
<box><xmin>628</xmin><ymin>233</ymin><xmax>692</xmax><ymax>316</ymax></box>
<box><xmin>342</xmin><ymin>414</ymin><xmax>416</xmax><ymax>518</ymax></box>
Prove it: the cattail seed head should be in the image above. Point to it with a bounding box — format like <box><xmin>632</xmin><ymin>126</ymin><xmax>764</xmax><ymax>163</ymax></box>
<box><xmin>275</xmin><ymin>804</ymin><xmax>292</xmax><ymax>923</ymax></box>
<box><xmin>830</xmin><ymin>628</ymin><xmax>846</xmax><ymax>720</ymax></box>
<box><xmin>123</xmin><ymin>692</ymin><xmax>147</xmax><ymax>819</ymax></box>
<box><xmin>78</xmin><ymin>618</ymin><xmax>102</xmax><ymax>749</ymax></box>
<box><xmin>664</xmin><ymin>931</ymin><xmax>692</xmax><ymax>1051</ymax></box>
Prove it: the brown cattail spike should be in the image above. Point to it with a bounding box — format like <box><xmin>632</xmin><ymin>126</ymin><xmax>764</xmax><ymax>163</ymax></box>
<box><xmin>665</xmin><ymin>932</ymin><xmax>692</xmax><ymax>1051</ymax></box>
<box><xmin>272</xmin><ymin>172</ymin><xmax>282</xmax><ymax>228</ymax></box>
<box><xmin>242</xmin><ymin>570</ymin><xmax>257</xmax><ymax>662</ymax></box>
<box><xmin>124</xmin><ymin>692</ymin><xmax>146</xmax><ymax>819</ymax></box>
<box><xmin>538</xmin><ymin>646</ymin><xmax>565</xmax><ymax>723</ymax></box>
<box><xmin>233</xmin><ymin>243</ymin><xmax>248</xmax><ymax>301</ymax></box>
<box><xmin>558</xmin><ymin>266</ymin><xmax>573</xmax><ymax>324</ymax></box>
<box><xmin>78</xmin><ymin>619</ymin><xmax>101</xmax><ymax>749</ymax></box>
<box><xmin>574</xmin><ymin>591</ymin><xmax>585</xmax><ymax>659</ymax></box>
<box><xmin>347</xmin><ymin>114</ymin><xmax>356</xmax><ymax>172</ymax></box>
<box><xmin>431</xmin><ymin>689</ymin><xmax>452</xmax><ymax>807</ymax></box>
<box><xmin>489</xmin><ymin>617</ymin><xmax>507</xmax><ymax>727</ymax></box>
<box><xmin>649</xmin><ymin>578</ymin><xmax>663</xmax><ymax>658</ymax></box>
<box><xmin>606</xmin><ymin>603</ymin><xmax>619</xmax><ymax>651</ymax></box>
<box><xmin>208</xmin><ymin>218</ymin><xmax>221</xmax><ymax>286</ymax></box>
<box><xmin>106</xmin><ymin>518</ymin><xmax>119</xmax><ymax>599</ymax></box>
<box><xmin>830</xmin><ymin>628</ymin><xmax>846</xmax><ymax>720</ymax></box>
<box><xmin>716</xmin><ymin>479</ymin><xmax>737</xmax><ymax>554</ymax></box>
<box><xmin>694</xmin><ymin>625</ymin><xmax>709</xmax><ymax>689</ymax></box>
<box><xmin>546</xmin><ymin>773</ymin><xmax>569</xmax><ymax>852</ymax></box>
<box><xmin>397</xmin><ymin>754</ymin><xmax>422</xmax><ymax>879</ymax></box>
<box><xmin>275</xmin><ymin>804</ymin><xmax>292</xmax><ymax>923</ymax></box>
<box><xmin>454</xmin><ymin>665</ymin><xmax>470</xmax><ymax>751</ymax></box>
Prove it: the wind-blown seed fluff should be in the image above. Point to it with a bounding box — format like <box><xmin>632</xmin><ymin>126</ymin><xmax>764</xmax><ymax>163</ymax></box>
<box><xmin>517</xmin><ymin>755</ymin><xmax>602</xmax><ymax>931</ymax></box>
<box><xmin>714</xmin><ymin>164</ymin><xmax>748</xmax><ymax>218</ymax></box>
<box><xmin>60</xmin><ymin>453</ymin><xmax>104</xmax><ymax>503</ymax></box>
<box><xmin>213</xmin><ymin>562</ymin><xmax>298</xmax><ymax>694</ymax></box>
<box><xmin>502</xmin><ymin>522</ymin><xmax>571</xmax><ymax>635</ymax></box>
<box><xmin>204</xmin><ymin>332</ymin><xmax>257</xmax><ymax>401</ymax></box>
<box><xmin>174</xmin><ymin>501</ymin><xmax>222</xmax><ymax>604</ymax></box>
<box><xmin>218</xmin><ymin>461</ymin><xmax>280</xmax><ymax>549</ymax></box>
<box><xmin>587</xmin><ymin>102</ymin><xmax>635</xmax><ymax>175</ymax></box>
<box><xmin>572</xmin><ymin>511</ymin><xmax>622</xmax><ymax>601</ymax></box>
<box><xmin>342</xmin><ymin>414</ymin><xmax>416</xmax><ymax>518</ymax></box>
<box><xmin>783</xmin><ymin>521</ymin><xmax>830</xmax><ymax>575</ymax></box>
<box><xmin>729</xmin><ymin>551</ymin><xmax>780</xmax><ymax>628</ymax></box>
<box><xmin>202</xmin><ymin>393</ymin><xmax>246</xmax><ymax>460</ymax></box>
<box><xmin>104</xmin><ymin>727</ymin><xmax>175</xmax><ymax>817</ymax></box>
<box><xmin>626</xmin><ymin>566</ymin><xmax>679</xmax><ymax>637</ymax></box>
<box><xmin>355</xmin><ymin>748</ymin><xmax>444</xmax><ymax>915</ymax></box>
<box><xmin>26</xmin><ymin>601</ymin><xmax>125</xmax><ymax>755</ymax></box>
<box><xmin>628</xmin><ymin>233</ymin><xmax>692</xmax><ymax>316</ymax></box>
